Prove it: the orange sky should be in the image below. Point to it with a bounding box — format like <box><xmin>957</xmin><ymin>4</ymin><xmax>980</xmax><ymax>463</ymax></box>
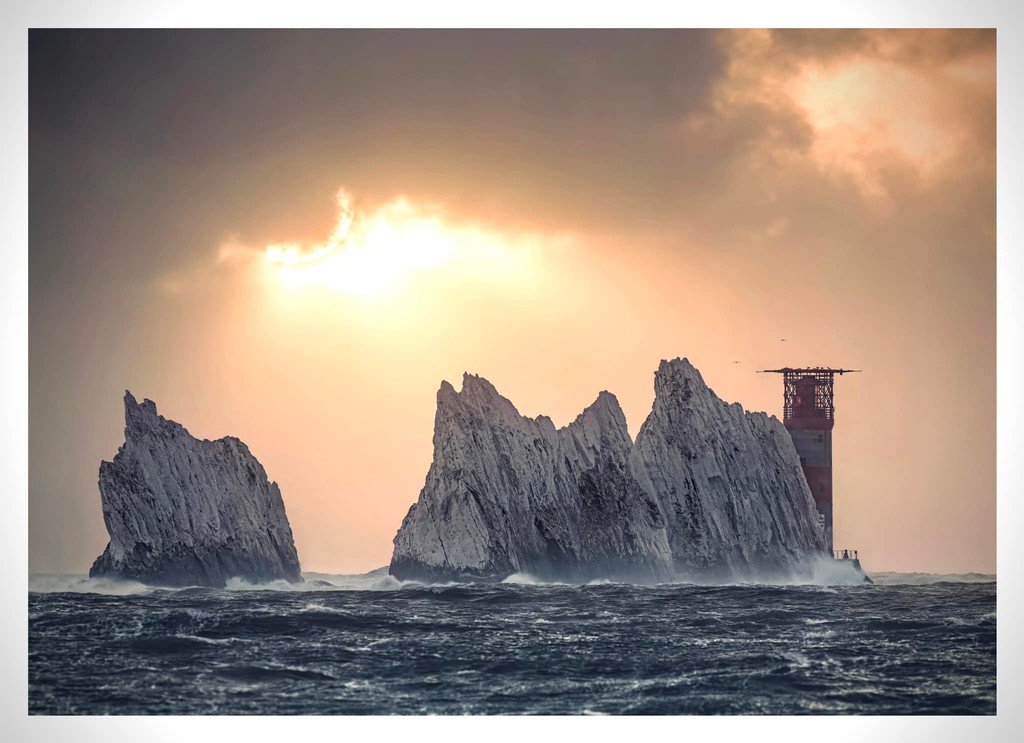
<box><xmin>29</xmin><ymin>29</ymin><xmax>995</xmax><ymax>575</ymax></box>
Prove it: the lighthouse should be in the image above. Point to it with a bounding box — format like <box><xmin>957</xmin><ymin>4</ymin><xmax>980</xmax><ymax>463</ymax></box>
<box><xmin>758</xmin><ymin>367</ymin><xmax>860</xmax><ymax>553</ymax></box>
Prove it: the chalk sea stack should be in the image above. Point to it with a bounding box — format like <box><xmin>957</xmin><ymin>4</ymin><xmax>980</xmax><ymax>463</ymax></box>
<box><xmin>630</xmin><ymin>359</ymin><xmax>827</xmax><ymax>576</ymax></box>
<box><xmin>391</xmin><ymin>376</ymin><xmax>673</xmax><ymax>582</ymax></box>
<box><xmin>390</xmin><ymin>358</ymin><xmax>827</xmax><ymax>582</ymax></box>
<box><xmin>89</xmin><ymin>392</ymin><xmax>302</xmax><ymax>587</ymax></box>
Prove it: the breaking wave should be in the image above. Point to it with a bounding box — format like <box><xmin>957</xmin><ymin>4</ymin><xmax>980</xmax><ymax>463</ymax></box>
<box><xmin>28</xmin><ymin>565</ymin><xmax>995</xmax><ymax>596</ymax></box>
<box><xmin>868</xmin><ymin>571</ymin><xmax>996</xmax><ymax>586</ymax></box>
<box><xmin>500</xmin><ymin>572</ymin><xmax>572</xmax><ymax>586</ymax></box>
<box><xmin>225</xmin><ymin>571</ymin><xmax>405</xmax><ymax>592</ymax></box>
<box><xmin>29</xmin><ymin>574</ymin><xmax>152</xmax><ymax>596</ymax></box>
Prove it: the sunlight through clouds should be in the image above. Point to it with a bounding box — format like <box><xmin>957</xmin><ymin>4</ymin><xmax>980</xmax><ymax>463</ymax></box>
<box><xmin>265</xmin><ymin>188</ymin><xmax>355</xmax><ymax>265</ymax></box>
<box><xmin>265</xmin><ymin>191</ymin><xmax>546</xmax><ymax>299</ymax></box>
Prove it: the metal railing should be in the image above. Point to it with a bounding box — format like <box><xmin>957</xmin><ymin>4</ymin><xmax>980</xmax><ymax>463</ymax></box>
<box><xmin>834</xmin><ymin>549</ymin><xmax>860</xmax><ymax>561</ymax></box>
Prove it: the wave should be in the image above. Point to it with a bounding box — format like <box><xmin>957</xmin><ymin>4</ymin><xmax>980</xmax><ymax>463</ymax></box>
<box><xmin>28</xmin><ymin>565</ymin><xmax>996</xmax><ymax>596</ymax></box>
<box><xmin>224</xmin><ymin>572</ymin><xmax>419</xmax><ymax>592</ymax></box>
<box><xmin>500</xmin><ymin>557</ymin><xmax>870</xmax><ymax>588</ymax></box>
<box><xmin>295</xmin><ymin>571</ymin><xmax>452</xmax><ymax>592</ymax></box>
<box><xmin>27</xmin><ymin>569</ymin><xmax>419</xmax><ymax>595</ymax></box>
<box><xmin>762</xmin><ymin>555</ymin><xmax>872</xmax><ymax>587</ymax></box>
<box><xmin>501</xmin><ymin>572</ymin><xmax>576</xmax><ymax>586</ymax></box>
<box><xmin>867</xmin><ymin>572</ymin><xmax>996</xmax><ymax>585</ymax></box>
<box><xmin>29</xmin><ymin>574</ymin><xmax>153</xmax><ymax>595</ymax></box>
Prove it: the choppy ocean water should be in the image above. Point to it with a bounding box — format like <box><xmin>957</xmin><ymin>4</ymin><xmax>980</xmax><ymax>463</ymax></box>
<box><xmin>28</xmin><ymin>570</ymin><xmax>995</xmax><ymax>715</ymax></box>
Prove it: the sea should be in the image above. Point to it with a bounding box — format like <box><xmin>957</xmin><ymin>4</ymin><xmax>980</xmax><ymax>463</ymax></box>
<box><xmin>28</xmin><ymin>568</ymin><xmax>996</xmax><ymax>715</ymax></box>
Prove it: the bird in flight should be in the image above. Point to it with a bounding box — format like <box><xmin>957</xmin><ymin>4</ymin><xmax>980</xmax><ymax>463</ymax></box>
<box><xmin>732</xmin><ymin>361</ymin><xmax>741</xmax><ymax>364</ymax></box>
<box><xmin>780</xmin><ymin>338</ymin><xmax>787</xmax><ymax>342</ymax></box>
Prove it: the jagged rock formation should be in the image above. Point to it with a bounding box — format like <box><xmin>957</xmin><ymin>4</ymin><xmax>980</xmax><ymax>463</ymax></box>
<box><xmin>90</xmin><ymin>392</ymin><xmax>302</xmax><ymax>587</ymax></box>
<box><xmin>390</xmin><ymin>359</ymin><xmax>826</xmax><ymax>582</ymax></box>
<box><xmin>391</xmin><ymin>376</ymin><xmax>672</xmax><ymax>582</ymax></box>
<box><xmin>630</xmin><ymin>360</ymin><xmax>827</xmax><ymax>578</ymax></box>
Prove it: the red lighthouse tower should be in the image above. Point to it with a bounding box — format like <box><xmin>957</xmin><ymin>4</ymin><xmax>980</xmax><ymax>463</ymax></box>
<box><xmin>758</xmin><ymin>367</ymin><xmax>860</xmax><ymax>552</ymax></box>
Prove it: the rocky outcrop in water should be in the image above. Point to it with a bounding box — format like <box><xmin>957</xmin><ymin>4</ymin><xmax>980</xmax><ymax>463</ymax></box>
<box><xmin>89</xmin><ymin>392</ymin><xmax>302</xmax><ymax>587</ymax></box>
<box><xmin>391</xmin><ymin>376</ymin><xmax>673</xmax><ymax>582</ymax></box>
<box><xmin>631</xmin><ymin>360</ymin><xmax>827</xmax><ymax>578</ymax></box>
<box><xmin>390</xmin><ymin>359</ymin><xmax>826</xmax><ymax>582</ymax></box>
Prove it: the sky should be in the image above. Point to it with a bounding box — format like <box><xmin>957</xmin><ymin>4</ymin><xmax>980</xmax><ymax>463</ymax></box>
<box><xmin>29</xmin><ymin>29</ymin><xmax>995</xmax><ymax>575</ymax></box>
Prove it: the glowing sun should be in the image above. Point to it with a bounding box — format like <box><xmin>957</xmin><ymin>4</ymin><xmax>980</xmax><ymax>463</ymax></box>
<box><xmin>264</xmin><ymin>188</ymin><xmax>537</xmax><ymax>299</ymax></box>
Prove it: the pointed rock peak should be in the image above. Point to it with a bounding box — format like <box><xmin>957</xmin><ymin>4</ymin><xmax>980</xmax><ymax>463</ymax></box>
<box><xmin>437</xmin><ymin>379</ymin><xmax>458</xmax><ymax>404</ymax></box>
<box><xmin>657</xmin><ymin>357</ymin><xmax>703</xmax><ymax>382</ymax></box>
<box><xmin>465</xmin><ymin>372</ymin><xmax>524</xmax><ymax>419</ymax></box>
<box><xmin>437</xmin><ymin>374</ymin><xmax>503</xmax><ymax>406</ymax></box>
<box><xmin>461</xmin><ymin>372</ymin><xmax>501</xmax><ymax>397</ymax></box>
<box><xmin>534</xmin><ymin>414</ymin><xmax>557</xmax><ymax>433</ymax></box>
<box><xmin>573</xmin><ymin>390</ymin><xmax>629</xmax><ymax>433</ymax></box>
<box><xmin>432</xmin><ymin>372</ymin><xmax>525</xmax><ymax>426</ymax></box>
<box><xmin>123</xmin><ymin>390</ymin><xmax>160</xmax><ymax>436</ymax></box>
<box><xmin>458</xmin><ymin>372</ymin><xmax>517</xmax><ymax>411</ymax></box>
<box><xmin>656</xmin><ymin>357</ymin><xmax>711</xmax><ymax>391</ymax></box>
<box><xmin>588</xmin><ymin>390</ymin><xmax>624</xmax><ymax>417</ymax></box>
<box><xmin>651</xmin><ymin>358</ymin><xmax>723</xmax><ymax>414</ymax></box>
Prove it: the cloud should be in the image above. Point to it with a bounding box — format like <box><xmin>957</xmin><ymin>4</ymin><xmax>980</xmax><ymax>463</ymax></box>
<box><xmin>154</xmin><ymin>235</ymin><xmax>260</xmax><ymax>295</ymax></box>
<box><xmin>155</xmin><ymin>188</ymin><xmax>571</xmax><ymax>299</ymax></box>
<box><xmin>694</xmin><ymin>29</ymin><xmax>995</xmax><ymax>212</ymax></box>
<box><xmin>266</xmin><ymin>188</ymin><xmax>354</xmax><ymax>264</ymax></box>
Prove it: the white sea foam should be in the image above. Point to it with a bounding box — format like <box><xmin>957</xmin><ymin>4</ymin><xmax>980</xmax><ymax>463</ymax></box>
<box><xmin>227</xmin><ymin>569</ymin><xmax>474</xmax><ymax>592</ymax></box>
<box><xmin>500</xmin><ymin>572</ymin><xmax>564</xmax><ymax>585</ymax></box>
<box><xmin>227</xmin><ymin>570</ymin><xmax>411</xmax><ymax>592</ymax></box>
<box><xmin>789</xmin><ymin>555</ymin><xmax>874</xmax><ymax>586</ymax></box>
<box><xmin>756</xmin><ymin>561</ymin><xmax>995</xmax><ymax>587</ymax></box>
<box><xmin>28</xmin><ymin>565</ymin><xmax>996</xmax><ymax>594</ymax></box>
<box><xmin>28</xmin><ymin>573</ymin><xmax>152</xmax><ymax>595</ymax></box>
<box><xmin>27</xmin><ymin>570</ymin><xmax>412</xmax><ymax>595</ymax></box>
<box><xmin>498</xmin><ymin>556</ymin><xmax>869</xmax><ymax>588</ymax></box>
<box><xmin>867</xmin><ymin>571</ymin><xmax>995</xmax><ymax>586</ymax></box>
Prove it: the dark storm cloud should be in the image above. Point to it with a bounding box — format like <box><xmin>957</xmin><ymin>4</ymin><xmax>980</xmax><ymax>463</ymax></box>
<box><xmin>31</xmin><ymin>30</ymin><xmax>725</xmax><ymax>150</ymax></box>
<box><xmin>29</xmin><ymin>28</ymin><xmax>996</xmax><ymax>292</ymax></box>
<box><xmin>30</xmin><ymin>29</ymin><xmax>729</xmax><ymax>291</ymax></box>
<box><xmin>768</xmin><ymin>28</ymin><xmax>994</xmax><ymax>67</ymax></box>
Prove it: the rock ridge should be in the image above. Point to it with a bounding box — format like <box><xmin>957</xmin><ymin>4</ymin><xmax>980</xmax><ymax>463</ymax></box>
<box><xmin>390</xmin><ymin>358</ymin><xmax>826</xmax><ymax>582</ymax></box>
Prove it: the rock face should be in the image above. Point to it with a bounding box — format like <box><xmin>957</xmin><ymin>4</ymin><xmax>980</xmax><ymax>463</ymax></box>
<box><xmin>631</xmin><ymin>360</ymin><xmax>827</xmax><ymax>579</ymax></box>
<box><xmin>390</xmin><ymin>359</ymin><xmax>826</xmax><ymax>582</ymax></box>
<box><xmin>391</xmin><ymin>376</ymin><xmax>673</xmax><ymax>582</ymax></box>
<box><xmin>90</xmin><ymin>392</ymin><xmax>302</xmax><ymax>587</ymax></box>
